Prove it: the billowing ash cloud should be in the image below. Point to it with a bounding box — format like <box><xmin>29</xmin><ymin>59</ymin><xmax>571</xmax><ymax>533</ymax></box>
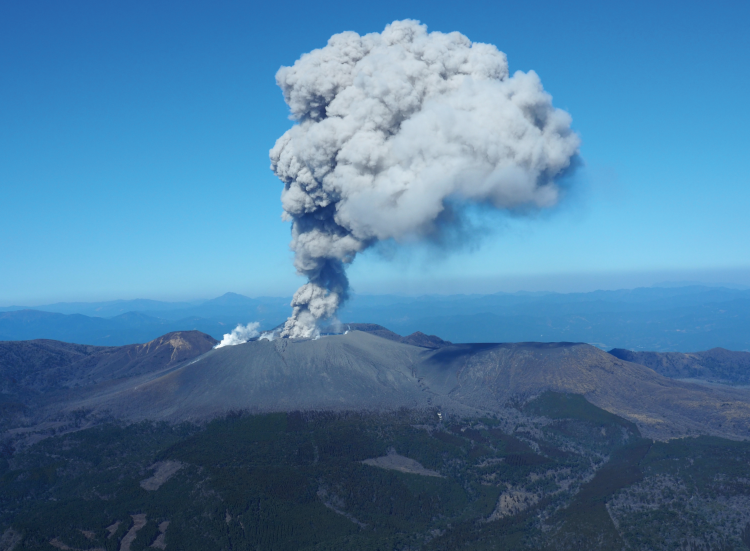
<box><xmin>271</xmin><ymin>20</ymin><xmax>580</xmax><ymax>338</ymax></box>
<box><xmin>215</xmin><ymin>322</ymin><xmax>260</xmax><ymax>348</ymax></box>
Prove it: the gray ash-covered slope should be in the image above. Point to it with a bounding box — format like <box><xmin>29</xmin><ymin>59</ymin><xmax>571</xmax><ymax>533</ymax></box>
<box><xmin>68</xmin><ymin>331</ymin><xmax>434</xmax><ymax>420</ymax></box>
<box><xmin>63</xmin><ymin>331</ymin><xmax>750</xmax><ymax>441</ymax></box>
<box><xmin>609</xmin><ymin>347</ymin><xmax>750</xmax><ymax>385</ymax></box>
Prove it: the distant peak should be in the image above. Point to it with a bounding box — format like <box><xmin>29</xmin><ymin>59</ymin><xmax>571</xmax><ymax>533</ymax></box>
<box><xmin>204</xmin><ymin>292</ymin><xmax>257</xmax><ymax>305</ymax></box>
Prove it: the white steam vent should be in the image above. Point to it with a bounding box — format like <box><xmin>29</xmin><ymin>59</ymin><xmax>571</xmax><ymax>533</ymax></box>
<box><xmin>214</xmin><ymin>322</ymin><xmax>260</xmax><ymax>348</ymax></box>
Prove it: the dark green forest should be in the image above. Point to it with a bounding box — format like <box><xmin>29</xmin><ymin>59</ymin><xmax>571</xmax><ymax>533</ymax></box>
<box><xmin>2</xmin><ymin>394</ymin><xmax>750</xmax><ymax>550</ymax></box>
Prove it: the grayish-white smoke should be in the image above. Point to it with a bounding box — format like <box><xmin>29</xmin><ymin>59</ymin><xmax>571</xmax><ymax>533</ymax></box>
<box><xmin>271</xmin><ymin>20</ymin><xmax>580</xmax><ymax>338</ymax></box>
<box><xmin>214</xmin><ymin>322</ymin><xmax>260</xmax><ymax>348</ymax></box>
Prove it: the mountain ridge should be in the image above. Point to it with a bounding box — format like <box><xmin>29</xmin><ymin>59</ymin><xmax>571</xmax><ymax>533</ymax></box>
<box><xmin>45</xmin><ymin>331</ymin><xmax>750</xmax><ymax>442</ymax></box>
<box><xmin>3</xmin><ymin>286</ymin><xmax>750</xmax><ymax>350</ymax></box>
<box><xmin>0</xmin><ymin>330</ymin><xmax>217</xmax><ymax>403</ymax></box>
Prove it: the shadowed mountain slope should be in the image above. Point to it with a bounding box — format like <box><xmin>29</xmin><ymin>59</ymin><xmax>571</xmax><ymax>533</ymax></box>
<box><xmin>58</xmin><ymin>331</ymin><xmax>750</xmax><ymax>441</ymax></box>
<box><xmin>0</xmin><ymin>331</ymin><xmax>217</xmax><ymax>401</ymax></box>
<box><xmin>608</xmin><ymin>347</ymin><xmax>750</xmax><ymax>385</ymax></box>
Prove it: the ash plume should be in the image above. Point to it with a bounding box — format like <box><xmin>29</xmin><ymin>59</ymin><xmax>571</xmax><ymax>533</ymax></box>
<box><xmin>271</xmin><ymin>20</ymin><xmax>580</xmax><ymax>338</ymax></box>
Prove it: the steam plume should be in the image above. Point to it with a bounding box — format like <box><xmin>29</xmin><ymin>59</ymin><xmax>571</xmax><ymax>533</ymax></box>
<box><xmin>271</xmin><ymin>20</ymin><xmax>580</xmax><ymax>338</ymax></box>
<box><xmin>215</xmin><ymin>322</ymin><xmax>260</xmax><ymax>348</ymax></box>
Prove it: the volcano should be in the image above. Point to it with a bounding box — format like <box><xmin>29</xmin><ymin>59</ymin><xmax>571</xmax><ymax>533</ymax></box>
<box><xmin>46</xmin><ymin>330</ymin><xmax>750</xmax><ymax>441</ymax></box>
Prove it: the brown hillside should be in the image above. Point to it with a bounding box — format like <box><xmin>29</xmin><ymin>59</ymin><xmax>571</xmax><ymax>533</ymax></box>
<box><xmin>0</xmin><ymin>331</ymin><xmax>217</xmax><ymax>396</ymax></box>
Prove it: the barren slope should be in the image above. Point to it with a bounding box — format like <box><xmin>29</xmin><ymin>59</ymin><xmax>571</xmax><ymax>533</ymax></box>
<box><xmin>415</xmin><ymin>342</ymin><xmax>750</xmax><ymax>439</ymax></box>
<box><xmin>66</xmin><ymin>331</ymin><xmax>435</xmax><ymax>421</ymax></box>
<box><xmin>56</xmin><ymin>331</ymin><xmax>750</xmax><ymax>440</ymax></box>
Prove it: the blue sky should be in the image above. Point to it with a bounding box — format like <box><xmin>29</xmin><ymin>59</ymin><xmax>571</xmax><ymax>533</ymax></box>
<box><xmin>1</xmin><ymin>0</ymin><xmax>748</xmax><ymax>305</ymax></box>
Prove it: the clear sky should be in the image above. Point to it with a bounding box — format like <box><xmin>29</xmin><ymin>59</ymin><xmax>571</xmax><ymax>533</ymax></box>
<box><xmin>1</xmin><ymin>0</ymin><xmax>748</xmax><ymax>305</ymax></box>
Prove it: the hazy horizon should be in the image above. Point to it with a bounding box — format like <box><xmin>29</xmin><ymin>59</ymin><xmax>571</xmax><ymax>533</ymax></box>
<box><xmin>3</xmin><ymin>275</ymin><xmax>750</xmax><ymax>310</ymax></box>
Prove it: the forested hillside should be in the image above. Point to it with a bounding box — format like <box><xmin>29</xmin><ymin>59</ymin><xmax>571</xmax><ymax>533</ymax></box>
<box><xmin>2</xmin><ymin>395</ymin><xmax>750</xmax><ymax>550</ymax></box>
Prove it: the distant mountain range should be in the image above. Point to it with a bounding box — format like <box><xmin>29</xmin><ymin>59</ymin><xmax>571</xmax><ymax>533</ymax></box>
<box><xmin>0</xmin><ymin>293</ymin><xmax>291</xmax><ymax>346</ymax></box>
<box><xmin>1</xmin><ymin>286</ymin><xmax>750</xmax><ymax>351</ymax></box>
<box><xmin>339</xmin><ymin>286</ymin><xmax>750</xmax><ymax>352</ymax></box>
